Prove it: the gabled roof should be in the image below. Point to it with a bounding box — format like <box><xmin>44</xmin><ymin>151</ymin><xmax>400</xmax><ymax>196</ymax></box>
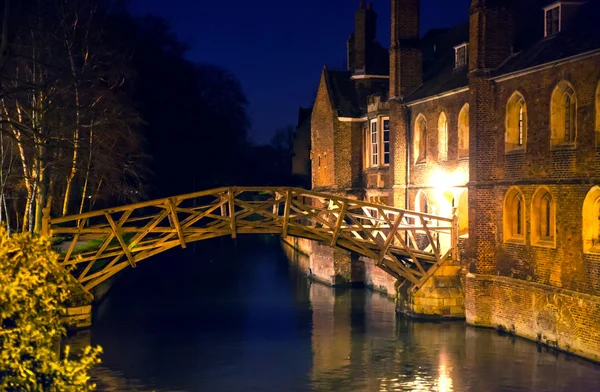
<box><xmin>323</xmin><ymin>67</ymin><xmax>388</xmax><ymax>118</ymax></box>
<box><xmin>495</xmin><ymin>0</ymin><xmax>600</xmax><ymax>76</ymax></box>
<box><xmin>406</xmin><ymin>23</ymin><xmax>469</xmax><ymax>103</ymax></box>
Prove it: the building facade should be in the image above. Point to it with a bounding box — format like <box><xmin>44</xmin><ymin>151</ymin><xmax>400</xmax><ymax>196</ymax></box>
<box><xmin>309</xmin><ymin>0</ymin><xmax>600</xmax><ymax>361</ymax></box>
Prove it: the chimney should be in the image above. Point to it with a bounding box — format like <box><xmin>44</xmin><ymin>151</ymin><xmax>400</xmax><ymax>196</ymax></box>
<box><xmin>389</xmin><ymin>0</ymin><xmax>422</xmax><ymax>99</ymax></box>
<box><xmin>351</xmin><ymin>1</ymin><xmax>377</xmax><ymax>75</ymax></box>
<box><xmin>469</xmin><ymin>0</ymin><xmax>515</xmax><ymax>72</ymax></box>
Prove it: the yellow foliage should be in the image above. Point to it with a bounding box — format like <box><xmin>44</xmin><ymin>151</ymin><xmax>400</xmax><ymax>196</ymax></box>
<box><xmin>0</xmin><ymin>227</ymin><xmax>102</xmax><ymax>391</ymax></box>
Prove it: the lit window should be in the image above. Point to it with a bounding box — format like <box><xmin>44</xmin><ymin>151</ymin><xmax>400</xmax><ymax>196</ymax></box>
<box><xmin>383</xmin><ymin>118</ymin><xmax>390</xmax><ymax>165</ymax></box>
<box><xmin>505</xmin><ymin>92</ymin><xmax>527</xmax><ymax>152</ymax></box>
<box><xmin>583</xmin><ymin>186</ymin><xmax>600</xmax><ymax>254</ymax></box>
<box><xmin>519</xmin><ymin>105</ymin><xmax>524</xmax><ymax>145</ymax></box>
<box><xmin>454</xmin><ymin>43</ymin><xmax>468</xmax><ymax>68</ymax></box>
<box><xmin>545</xmin><ymin>4</ymin><xmax>560</xmax><ymax>37</ymax></box>
<box><xmin>370</xmin><ymin>120</ymin><xmax>378</xmax><ymax>166</ymax></box>
<box><xmin>531</xmin><ymin>187</ymin><xmax>556</xmax><ymax>246</ymax></box>
<box><xmin>365</xmin><ymin>118</ymin><xmax>390</xmax><ymax>168</ymax></box>
<box><xmin>438</xmin><ymin>112</ymin><xmax>448</xmax><ymax>161</ymax></box>
<box><xmin>550</xmin><ymin>81</ymin><xmax>577</xmax><ymax>146</ymax></box>
<box><xmin>504</xmin><ymin>187</ymin><xmax>525</xmax><ymax>243</ymax></box>
<box><xmin>416</xmin><ymin>190</ymin><xmax>429</xmax><ymax>214</ymax></box>
<box><xmin>458</xmin><ymin>104</ymin><xmax>469</xmax><ymax>158</ymax></box>
<box><xmin>414</xmin><ymin>115</ymin><xmax>427</xmax><ymax>164</ymax></box>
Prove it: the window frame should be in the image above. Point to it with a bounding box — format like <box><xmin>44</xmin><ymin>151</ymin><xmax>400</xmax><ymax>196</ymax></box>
<box><xmin>503</xmin><ymin>187</ymin><xmax>526</xmax><ymax>244</ymax></box>
<box><xmin>454</xmin><ymin>43</ymin><xmax>468</xmax><ymax>69</ymax></box>
<box><xmin>364</xmin><ymin>117</ymin><xmax>391</xmax><ymax>169</ymax></box>
<box><xmin>370</xmin><ymin>119</ymin><xmax>378</xmax><ymax>167</ymax></box>
<box><xmin>438</xmin><ymin>112</ymin><xmax>448</xmax><ymax>161</ymax></box>
<box><xmin>531</xmin><ymin>187</ymin><xmax>556</xmax><ymax>248</ymax></box>
<box><xmin>505</xmin><ymin>92</ymin><xmax>527</xmax><ymax>153</ymax></box>
<box><xmin>414</xmin><ymin>115</ymin><xmax>427</xmax><ymax>165</ymax></box>
<box><xmin>550</xmin><ymin>81</ymin><xmax>577</xmax><ymax>148</ymax></box>
<box><xmin>383</xmin><ymin>117</ymin><xmax>390</xmax><ymax>165</ymax></box>
<box><xmin>583</xmin><ymin>186</ymin><xmax>600</xmax><ymax>254</ymax></box>
<box><xmin>544</xmin><ymin>3</ymin><xmax>561</xmax><ymax>37</ymax></box>
<box><xmin>458</xmin><ymin>104</ymin><xmax>470</xmax><ymax>159</ymax></box>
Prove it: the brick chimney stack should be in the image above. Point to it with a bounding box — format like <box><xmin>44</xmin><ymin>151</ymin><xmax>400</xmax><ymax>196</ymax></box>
<box><xmin>469</xmin><ymin>0</ymin><xmax>515</xmax><ymax>73</ymax></box>
<box><xmin>389</xmin><ymin>0</ymin><xmax>422</xmax><ymax>99</ymax></box>
<box><xmin>348</xmin><ymin>1</ymin><xmax>377</xmax><ymax>75</ymax></box>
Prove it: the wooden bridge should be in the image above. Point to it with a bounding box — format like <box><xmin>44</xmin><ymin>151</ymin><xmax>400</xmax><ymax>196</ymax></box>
<box><xmin>44</xmin><ymin>187</ymin><xmax>458</xmax><ymax>294</ymax></box>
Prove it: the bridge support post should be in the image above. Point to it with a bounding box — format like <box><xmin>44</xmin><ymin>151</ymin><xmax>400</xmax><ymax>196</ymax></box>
<box><xmin>228</xmin><ymin>189</ymin><xmax>237</xmax><ymax>238</ymax></box>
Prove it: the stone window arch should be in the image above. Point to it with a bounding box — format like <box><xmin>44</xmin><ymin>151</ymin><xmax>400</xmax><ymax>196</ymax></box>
<box><xmin>438</xmin><ymin>112</ymin><xmax>448</xmax><ymax>161</ymax></box>
<box><xmin>595</xmin><ymin>81</ymin><xmax>600</xmax><ymax>147</ymax></box>
<box><xmin>416</xmin><ymin>190</ymin><xmax>429</xmax><ymax>214</ymax></box>
<box><xmin>505</xmin><ymin>91</ymin><xmax>527</xmax><ymax>152</ymax></box>
<box><xmin>458</xmin><ymin>104</ymin><xmax>469</xmax><ymax>158</ymax></box>
<box><xmin>531</xmin><ymin>187</ymin><xmax>556</xmax><ymax>247</ymax></box>
<box><xmin>414</xmin><ymin>114</ymin><xmax>427</xmax><ymax>164</ymax></box>
<box><xmin>504</xmin><ymin>187</ymin><xmax>525</xmax><ymax>243</ymax></box>
<box><xmin>583</xmin><ymin>186</ymin><xmax>600</xmax><ymax>254</ymax></box>
<box><xmin>550</xmin><ymin>81</ymin><xmax>577</xmax><ymax>146</ymax></box>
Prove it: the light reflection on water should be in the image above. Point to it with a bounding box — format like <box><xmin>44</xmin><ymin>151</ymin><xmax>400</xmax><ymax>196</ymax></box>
<box><xmin>76</xmin><ymin>236</ymin><xmax>600</xmax><ymax>392</ymax></box>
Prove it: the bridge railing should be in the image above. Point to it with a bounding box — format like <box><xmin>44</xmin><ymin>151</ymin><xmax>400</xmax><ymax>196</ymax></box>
<box><xmin>46</xmin><ymin>187</ymin><xmax>458</xmax><ymax>291</ymax></box>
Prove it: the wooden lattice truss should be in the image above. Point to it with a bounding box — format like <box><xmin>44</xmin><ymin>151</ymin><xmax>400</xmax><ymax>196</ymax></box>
<box><xmin>45</xmin><ymin>187</ymin><xmax>458</xmax><ymax>294</ymax></box>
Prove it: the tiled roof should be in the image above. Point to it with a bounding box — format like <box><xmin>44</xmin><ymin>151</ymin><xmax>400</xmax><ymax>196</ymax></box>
<box><xmin>495</xmin><ymin>0</ymin><xmax>600</xmax><ymax>76</ymax></box>
<box><xmin>324</xmin><ymin>68</ymin><xmax>388</xmax><ymax>117</ymax></box>
<box><xmin>406</xmin><ymin>23</ymin><xmax>470</xmax><ymax>103</ymax></box>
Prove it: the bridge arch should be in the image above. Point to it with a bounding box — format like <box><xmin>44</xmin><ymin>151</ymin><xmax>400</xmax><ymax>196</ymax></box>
<box><xmin>47</xmin><ymin>187</ymin><xmax>458</xmax><ymax>295</ymax></box>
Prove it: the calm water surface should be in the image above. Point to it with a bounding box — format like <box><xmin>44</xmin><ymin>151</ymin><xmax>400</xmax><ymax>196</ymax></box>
<box><xmin>87</xmin><ymin>236</ymin><xmax>600</xmax><ymax>391</ymax></box>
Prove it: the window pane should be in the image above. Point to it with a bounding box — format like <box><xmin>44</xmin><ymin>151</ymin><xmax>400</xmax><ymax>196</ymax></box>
<box><xmin>564</xmin><ymin>94</ymin><xmax>572</xmax><ymax>142</ymax></box>
<box><xmin>371</xmin><ymin>122</ymin><xmax>378</xmax><ymax>166</ymax></box>
<box><xmin>516</xmin><ymin>198</ymin><xmax>522</xmax><ymax>235</ymax></box>
<box><xmin>383</xmin><ymin>119</ymin><xmax>390</xmax><ymax>165</ymax></box>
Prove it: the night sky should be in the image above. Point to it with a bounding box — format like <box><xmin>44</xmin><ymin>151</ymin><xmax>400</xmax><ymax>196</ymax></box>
<box><xmin>129</xmin><ymin>0</ymin><xmax>471</xmax><ymax>144</ymax></box>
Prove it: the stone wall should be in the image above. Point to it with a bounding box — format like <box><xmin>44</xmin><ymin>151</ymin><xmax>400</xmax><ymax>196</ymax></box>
<box><xmin>360</xmin><ymin>256</ymin><xmax>397</xmax><ymax>297</ymax></box>
<box><xmin>396</xmin><ymin>258</ymin><xmax>465</xmax><ymax>319</ymax></box>
<box><xmin>465</xmin><ymin>274</ymin><xmax>600</xmax><ymax>362</ymax></box>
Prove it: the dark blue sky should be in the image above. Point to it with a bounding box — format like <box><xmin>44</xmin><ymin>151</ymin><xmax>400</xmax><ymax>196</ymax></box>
<box><xmin>129</xmin><ymin>0</ymin><xmax>471</xmax><ymax>144</ymax></box>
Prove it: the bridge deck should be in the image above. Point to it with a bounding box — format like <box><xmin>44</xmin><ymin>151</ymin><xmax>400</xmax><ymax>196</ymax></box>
<box><xmin>46</xmin><ymin>187</ymin><xmax>458</xmax><ymax>293</ymax></box>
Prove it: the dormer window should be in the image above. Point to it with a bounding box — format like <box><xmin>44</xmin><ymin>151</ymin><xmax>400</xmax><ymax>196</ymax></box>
<box><xmin>454</xmin><ymin>43</ymin><xmax>468</xmax><ymax>68</ymax></box>
<box><xmin>544</xmin><ymin>3</ymin><xmax>560</xmax><ymax>37</ymax></box>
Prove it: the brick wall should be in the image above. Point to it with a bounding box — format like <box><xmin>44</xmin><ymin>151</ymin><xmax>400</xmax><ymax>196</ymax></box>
<box><xmin>312</xmin><ymin>71</ymin><xmax>336</xmax><ymax>190</ymax></box>
<box><xmin>360</xmin><ymin>256</ymin><xmax>397</xmax><ymax>296</ymax></box>
<box><xmin>465</xmin><ymin>274</ymin><xmax>600</xmax><ymax>362</ymax></box>
<box><xmin>407</xmin><ymin>92</ymin><xmax>470</xmax><ymax>188</ymax></box>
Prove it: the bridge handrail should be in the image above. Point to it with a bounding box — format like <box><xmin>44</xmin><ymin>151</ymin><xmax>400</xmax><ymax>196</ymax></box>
<box><xmin>47</xmin><ymin>186</ymin><xmax>459</xmax><ymax>293</ymax></box>
<box><xmin>49</xmin><ymin>186</ymin><xmax>453</xmax><ymax>225</ymax></box>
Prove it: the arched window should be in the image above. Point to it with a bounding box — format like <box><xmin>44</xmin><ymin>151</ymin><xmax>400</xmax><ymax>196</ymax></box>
<box><xmin>416</xmin><ymin>190</ymin><xmax>429</xmax><ymax>214</ymax></box>
<box><xmin>505</xmin><ymin>92</ymin><xmax>527</xmax><ymax>152</ymax></box>
<box><xmin>457</xmin><ymin>189</ymin><xmax>468</xmax><ymax>237</ymax></box>
<box><xmin>458</xmin><ymin>104</ymin><xmax>469</xmax><ymax>158</ymax></box>
<box><xmin>414</xmin><ymin>115</ymin><xmax>427</xmax><ymax>164</ymax></box>
<box><xmin>504</xmin><ymin>187</ymin><xmax>525</xmax><ymax>243</ymax></box>
<box><xmin>583</xmin><ymin>186</ymin><xmax>600</xmax><ymax>254</ymax></box>
<box><xmin>531</xmin><ymin>187</ymin><xmax>556</xmax><ymax>246</ymax></box>
<box><xmin>595</xmin><ymin>81</ymin><xmax>600</xmax><ymax>147</ymax></box>
<box><xmin>550</xmin><ymin>81</ymin><xmax>577</xmax><ymax>146</ymax></box>
<box><xmin>438</xmin><ymin>112</ymin><xmax>448</xmax><ymax>161</ymax></box>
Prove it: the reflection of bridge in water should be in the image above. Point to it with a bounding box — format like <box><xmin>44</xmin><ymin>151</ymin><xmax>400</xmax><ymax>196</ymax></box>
<box><xmin>45</xmin><ymin>187</ymin><xmax>457</xmax><ymax>294</ymax></box>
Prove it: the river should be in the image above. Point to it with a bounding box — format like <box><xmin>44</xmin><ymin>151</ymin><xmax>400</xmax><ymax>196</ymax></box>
<box><xmin>83</xmin><ymin>235</ymin><xmax>600</xmax><ymax>391</ymax></box>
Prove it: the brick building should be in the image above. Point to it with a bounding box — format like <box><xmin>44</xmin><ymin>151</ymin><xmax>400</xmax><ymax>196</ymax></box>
<box><xmin>308</xmin><ymin>0</ymin><xmax>600</xmax><ymax>361</ymax></box>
